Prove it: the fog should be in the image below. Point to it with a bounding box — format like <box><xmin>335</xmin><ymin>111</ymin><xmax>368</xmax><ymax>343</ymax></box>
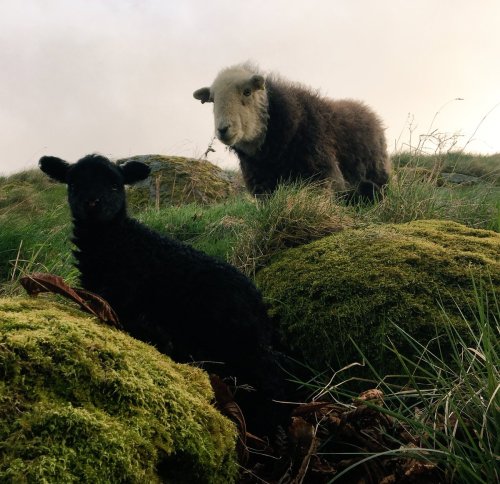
<box><xmin>1</xmin><ymin>0</ymin><xmax>499</xmax><ymax>175</ymax></box>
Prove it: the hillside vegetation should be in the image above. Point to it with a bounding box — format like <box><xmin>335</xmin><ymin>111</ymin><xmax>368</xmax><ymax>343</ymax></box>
<box><xmin>0</xmin><ymin>151</ymin><xmax>499</xmax><ymax>482</ymax></box>
<box><xmin>1</xmin><ymin>152</ymin><xmax>498</xmax><ymax>294</ymax></box>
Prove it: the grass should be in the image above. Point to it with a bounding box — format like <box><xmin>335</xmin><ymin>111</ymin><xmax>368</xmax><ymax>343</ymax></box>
<box><xmin>395</xmin><ymin>151</ymin><xmax>500</xmax><ymax>185</ymax></box>
<box><xmin>304</xmin><ymin>277</ymin><xmax>499</xmax><ymax>483</ymax></box>
<box><xmin>0</xmin><ymin>169</ymin><xmax>67</xmax><ymax>214</ymax></box>
<box><xmin>0</xmin><ymin>189</ymin><xmax>74</xmax><ymax>295</ymax></box>
<box><xmin>361</xmin><ymin>161</ymin><xmax>500</xmax><ymax>231</ymax></box>
<box><xmin>136</xmin><ymin>196</ymin><xmax>255</xmax><ymax>261</ymax></box>
<box><xmin>0</xmin><ymin>151</ymin><xmax>499</xmax><ymax>481</ymax></box>
<box><xmin>1</xmin><ymin>152</ymin><xmax>499</xmax><ymax>294</ymax></box>
<box><xmin>228</xmin><ymin>181</ymin><xmax>353</xmax><ymax>277</ymax></box>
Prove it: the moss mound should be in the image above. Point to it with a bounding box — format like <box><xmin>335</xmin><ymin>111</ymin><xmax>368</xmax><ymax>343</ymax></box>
<box><xmin>256</xmin><ymin>220</ymin><xmax>500</xmax><ymax>372</ymax></box>
<box><xmin>118</xmin><ymin>155</ymin><xmax>238</xmax><ymax>207</ymax></box>
<box><xmin>0</xmin><ymin>169</ymin><xmax>67</xmax><ymax>216</ymax></box>
<box><xmin>0</xmin><ymin>297</ymin><xmax>237</xmax><ymax>483</ymax></box>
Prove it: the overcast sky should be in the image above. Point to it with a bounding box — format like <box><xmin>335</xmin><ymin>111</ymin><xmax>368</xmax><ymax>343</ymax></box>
<box><xmin>1</xmin><ymin>0</ymin><xmax>499</xmax><ymax>175</ymax></box>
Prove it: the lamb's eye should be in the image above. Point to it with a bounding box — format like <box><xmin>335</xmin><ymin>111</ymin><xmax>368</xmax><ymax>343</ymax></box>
<box><xmin>243</xmin><ymin>88</ymin><xmax>252</xmax><ymax>97</ymax></box>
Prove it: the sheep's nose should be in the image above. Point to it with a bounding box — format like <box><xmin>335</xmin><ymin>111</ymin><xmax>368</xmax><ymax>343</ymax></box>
<box><xmin>218</xmin><ymin>125</ymin><xmax>230</xmax><ymax>137</ymax></box>
<box><xmin>86</xmin><ymin>198</ymin><xmax>100</xmax><ymax>209</ymax></box>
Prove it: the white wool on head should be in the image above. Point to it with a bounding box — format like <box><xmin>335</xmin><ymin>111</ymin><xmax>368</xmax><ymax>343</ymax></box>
<box><xmin>208</xmin><ymin>63</ymin><xmax>269</xmax><ymax>155</ymax></box>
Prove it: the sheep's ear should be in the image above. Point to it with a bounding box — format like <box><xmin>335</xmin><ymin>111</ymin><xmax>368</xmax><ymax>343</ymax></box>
<box><xmin>39</xmin><ymin>156</ymin><xmax>70</xmax><ymax>183</ymax></box>
<box><xmin>121</xmin><ymin>161</ymin><xmax>150</xmax><ymax>185</ymax></box>
<box><xmin>193</xmin><ymin>87</ymin><xmax>212</xmax><ymax>104</ymax></box>
<box><xmin>250</xmin><ymin>75</ymin><xmax>265</xmax><ymax>91</ymax></box>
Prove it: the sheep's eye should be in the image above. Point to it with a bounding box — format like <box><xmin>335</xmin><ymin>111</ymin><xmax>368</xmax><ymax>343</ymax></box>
<box><xmin>243</xmin><ymin>88</ymin><xmax>252</xmax><ymax>97</ymax></box>
<box><xmin>111</xmin><ymin>185</ymin><xmax>119</xmax><ymax>191</ymax></box>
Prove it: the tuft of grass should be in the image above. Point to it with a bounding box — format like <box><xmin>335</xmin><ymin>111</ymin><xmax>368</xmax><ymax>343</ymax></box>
<box><xmin>0</xmin><ymin>205</ymin><xmax>74</xmax><ymax>297</ymax></box>
<box><xmin>357</xmin><ymin>154</ymin><xmax>500</xmax><ymax>230</ymax></box>
<box><xmin>394</xmin><ymin>152</ymin><xmax>500</xmax><ymax>185</ymax></box>
<box><xmin>0</xmin><ymin>169</ymin><xmax>66</xmax><ymax>216</ymax></box>
<box><xmin>309</xmin><ymin>278</ymin><xmax>499</xmax><ymax>483</ymax></box>
<box><xmin>0</xmin><ymin>169</ymin><xmax>74</xmax><ymax>296</ymax></box>
<box><xmin>228</xmin><ymin>181</ymin><xmax>353</xmax><ymax>277</ymax></box>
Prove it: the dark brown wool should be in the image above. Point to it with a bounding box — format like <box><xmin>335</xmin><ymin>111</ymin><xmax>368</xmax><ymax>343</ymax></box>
<box><xmin>235</xmin><ymin>78</ymin><xmax>391</xmax><ymax>200</ymax></box>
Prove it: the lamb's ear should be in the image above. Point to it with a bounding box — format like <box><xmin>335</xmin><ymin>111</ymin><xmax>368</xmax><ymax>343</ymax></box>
<box><xmin>193</xmin><ymin>87</ymin><xmax>212</xmax><ymax>104</ymax></box>
<box><xmin>39</xmin><ymin>156</ymin><xmax>70</xmax><ymax>183</ymax></box>
<box><xmin>250</xmin><ymin>75</ymin><xmax>265</xmax><ymax>91</ymax></box>
<box><xmin>121</xmin><ymin>161</ymin><xmax>151</xmax><ymax>185</ymax></box>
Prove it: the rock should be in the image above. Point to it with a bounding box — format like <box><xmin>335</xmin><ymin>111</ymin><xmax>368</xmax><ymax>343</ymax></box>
<box><xmin>439</xmin><ymin>172</ymin><xmax>481</xmax><ymax>185</ymax></box>
<box><xmin>0</xmin><ymin>297</ymin><xmax>237</xmax><ymax>483</ymax></box>
<box><xmin>117</xmin><ymin>155</ymin><xmax>239</xmax><ymax>207</ymax></box>
<box><xmin>256</xmin><ymin>220</ymin><xmax>500</xmax><ymax>373</ymax></box>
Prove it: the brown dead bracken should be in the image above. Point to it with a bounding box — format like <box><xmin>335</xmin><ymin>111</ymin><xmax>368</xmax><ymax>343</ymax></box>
<box><xmin>238</xmin><ymin>389</ymin><xmax>444</xmax><ymax>483</ymax></box>
<box><xmin>20</xmin><ymin>272</ymin><xmax>121</xmax><ymax>328</ymax></box>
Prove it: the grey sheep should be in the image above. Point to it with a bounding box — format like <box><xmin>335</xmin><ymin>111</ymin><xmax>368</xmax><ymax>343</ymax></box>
<box><xmin>194</xmin><ymin>63</ymin><xmax>391</xmax><ymax>201</ymax></box>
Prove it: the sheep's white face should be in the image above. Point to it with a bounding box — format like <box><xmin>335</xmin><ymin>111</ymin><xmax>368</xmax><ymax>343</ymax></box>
<box><xmin>194</xmin><ymin>67</ymin><xmax>268</xmax><ymax>154</ymax></box>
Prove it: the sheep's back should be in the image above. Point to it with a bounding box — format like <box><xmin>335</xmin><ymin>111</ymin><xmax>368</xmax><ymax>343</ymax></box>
<box><xmin>238</xmin><ymin>79</ymin><xmax>389</xmax><ymax>194</ymax></box>
<box><xmin>73</xmin><ymin>217</ymin><xmax>272</xmax><ymax>358</ymax></box>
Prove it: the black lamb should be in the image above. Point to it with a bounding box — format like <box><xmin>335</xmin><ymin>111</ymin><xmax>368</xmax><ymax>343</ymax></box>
<box><xmin>39</xmin><ymin>153</ymin><xmax>286</xmax><ymax>434</ymax></box>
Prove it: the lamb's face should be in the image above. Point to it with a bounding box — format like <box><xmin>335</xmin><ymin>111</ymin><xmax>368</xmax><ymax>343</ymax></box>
<box><xmin>39</xmin><ymin>155</ymin><xmax>150</xmax><ymax>223</ymax></box>
<box><xmin>66</xmin><ymin>159</ymin><xmax>127</xmax><ymax>223</ymax></box>
<box><xmin>194</xmin><ymin>67</ymin><xmax>268</xmax><ymax>153</ymax></box>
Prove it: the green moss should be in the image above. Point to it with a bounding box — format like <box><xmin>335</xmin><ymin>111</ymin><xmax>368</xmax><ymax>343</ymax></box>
<box><xmin>118</xmin><ymin>155</ymin><xmax>238</xmax><ymax>208</ymax></box>
<box><xmin>256</xmin><ymin>220</ymin><xmax>500</xmax><ymax>373</ymax></box>
<box><xmin>0</xmin><ymin>297</ymin><xmax>237</xmax><ymax>483</ymax></box>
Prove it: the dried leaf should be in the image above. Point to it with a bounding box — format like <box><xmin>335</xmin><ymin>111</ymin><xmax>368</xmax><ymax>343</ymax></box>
<box><xmin>20</xmin><ymin>272</ymin><xmax>121</xmax><ymax>328</ymax></box>
<box><xmin>71</xmin><ymin>287</ymin><xmax>121</xmax><ymax>328</ymax></box>
<box><xmin>309</xmin><ymin>454</ymin><xmax>337</xmax><ymax>476</ymax></box>
<box><xmin>402</xmin><ymin>458</ymin><xmax>440</xmax><ymax>479</ymax></box>
<box><xmin>291</xmin><ymin>401</ymin><xmax>334</xmax><ymax>418</ymax></box>
<box><xmin>354</xmin><ymin>388</ymin><xmax>384</xmax><ymax>406</ymax></box>
<box><xmin>288</xmin><ymin>417</ymin><xmax>318</xmax><ymax>484</ymax></box>
<box><xmin>209</xmin><ymin>374</ymin><xmax>248</xmax><ymax>462</ymax></box>
<box><xmin>379</xmin><ymin>475</ymin><xmax>397</xmax><ymax>484</ymax></box>
<box><xmin>209</xmin><ymin>373</ymin><xmax>235</xmax><ymax>406</ymax></box>
<box><xmin>288</xmin><ymin>417</ymin><xmax>315</xmax><ymax>451</ymax></box>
